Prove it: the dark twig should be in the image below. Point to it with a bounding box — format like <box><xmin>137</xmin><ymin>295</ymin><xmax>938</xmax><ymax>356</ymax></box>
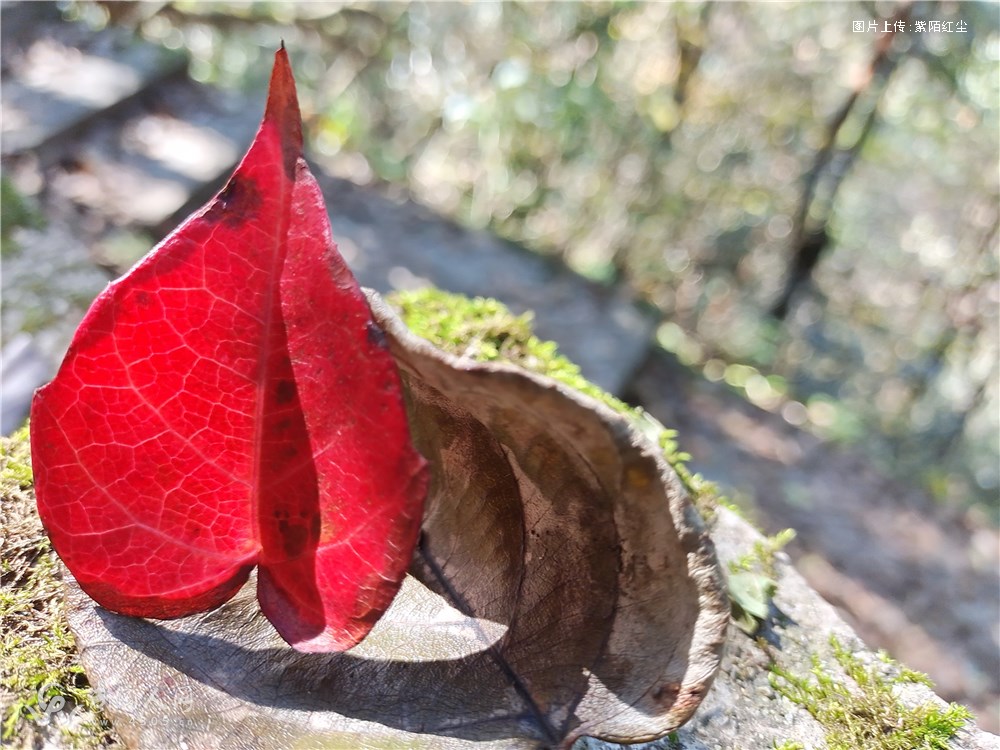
<box><xmin>771</xmin><ymin>3</ymin><xmax>911</xmax><ymax>320</ymax></box>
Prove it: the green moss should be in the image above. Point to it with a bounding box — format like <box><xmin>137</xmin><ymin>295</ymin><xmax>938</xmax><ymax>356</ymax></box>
<box><xmin>1</xmin><ymin>423</ymin><xmax>33</xmax><ymax>492</ymax></box>
<box><xmin>725</xmin><ymin>527</ymin><xmax>796</xmax><ymax>635</ymax></box>
<box><xmin>389</xmin><ymin>288</ymin><xmax>722</xmax><ymax>516</ymax></box>
<box><xmin>770</xmin><ymin>635</ymin><xmax>972</xmax><ymax>750</ymax></box>
<box><xmin>772</xmin><ymin>742</ymin><xmax>805</xmax><ymax>750</ymax></box>
<box><xmin>391</xmin><ymin>288</ymin><xmax>628</xmax><ymax>410</ymax></box>
<box><xmin>1</xmin><ymin>426</ymin><xmax>116</xmax><ymax>748</ymax></box>
<box><xmin>875</xmin><ymin>649</ymin><xmax>935</xmax><ymax>688</ymax></box>
<box><xmin>729</xmin><ymin>528</ymin><xmax>796</xmax><ymax>579</ymax></box>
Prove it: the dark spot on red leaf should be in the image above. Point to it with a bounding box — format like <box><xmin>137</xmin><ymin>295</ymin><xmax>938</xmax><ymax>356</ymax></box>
<box><xmin>277</xmin><ymin>518</ymin><xmax>315</xmax><ymax>558</ymax></box>
<box><xmin>275</xmin><ymin>379</ymin><xmax>297</xmax><ymax>404</ymax></box>
<box><xmin>204</xmin><ymin>177</ymin><xmax>261</xmax><ymax>226</ymax></box>
<box><xmin>366</xmin><ymin>321</ymin><xmax>388</xmax><ymax>350</ymax></box>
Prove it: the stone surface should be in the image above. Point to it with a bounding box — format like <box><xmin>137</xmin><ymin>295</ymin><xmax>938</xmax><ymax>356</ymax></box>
<box><xmin>62</xmin><ymin>507</ymin><xmax>997</xmax><ymax>750</ymax></box>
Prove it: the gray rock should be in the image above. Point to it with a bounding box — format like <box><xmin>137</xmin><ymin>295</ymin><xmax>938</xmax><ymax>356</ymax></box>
<box><xmin>62</xmin><ymin>507</ymin><xmax>996</xmax><ymax>749</ymax></box>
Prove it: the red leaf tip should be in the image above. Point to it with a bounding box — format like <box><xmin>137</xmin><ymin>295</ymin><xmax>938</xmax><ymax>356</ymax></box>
<box><xmin>266</xmin><ymin>45</ymin><xmax>303</xmax><ymax>177</ymax></box>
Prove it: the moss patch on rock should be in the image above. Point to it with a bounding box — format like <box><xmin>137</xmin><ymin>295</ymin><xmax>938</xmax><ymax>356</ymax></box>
<box><xmin>770</xmin><ymin>634</ymin><xmax>972</xmax><ymax>750</ymax></box>
<box><xmin>390</xmin><ymin>287</ymin><xmax>723</xmax><ymax>517</ymax></box>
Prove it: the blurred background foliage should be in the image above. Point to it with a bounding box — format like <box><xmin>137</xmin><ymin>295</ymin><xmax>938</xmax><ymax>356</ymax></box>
<box><xmin>65</xmin><ymin>0</ymin><xmax>998</xmax><ymax>519</ymax></box>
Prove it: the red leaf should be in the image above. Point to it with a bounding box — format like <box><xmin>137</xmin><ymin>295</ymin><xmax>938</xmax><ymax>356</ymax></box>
<box><xmin>29</xmin><ymin>47</ymin><xmax>429</xmax><ymax>653</ymax></box>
